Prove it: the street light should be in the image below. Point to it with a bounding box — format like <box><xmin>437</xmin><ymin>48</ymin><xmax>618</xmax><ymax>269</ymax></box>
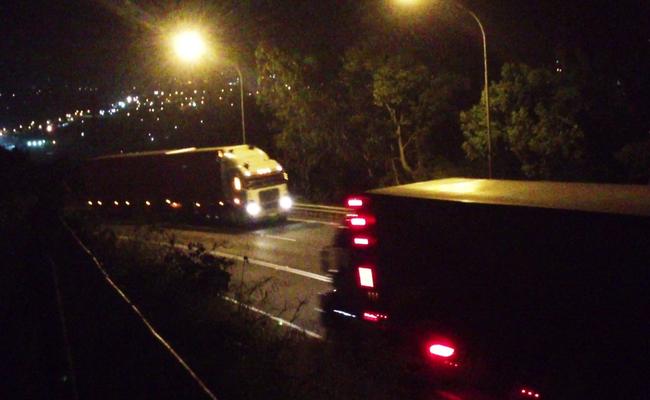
<box><xmin>172</xmin><ymin>30</ymin><xmax>206</xmax><ymax>63</ymax></box>
<box><xmin>393</xmin><ymin>0</ymin><xmax>493</xmax><ymax>178</ymax></box>
<box><xmin>171</xmin><ymin>29</ymin><xmax>247</xmax><ymax>144</ymax></box>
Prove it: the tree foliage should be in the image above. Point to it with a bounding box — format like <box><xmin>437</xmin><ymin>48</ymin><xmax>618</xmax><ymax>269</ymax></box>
<box><xmin>256</xmin><ymin>35</ymin><xmax>470</xmax><ymax>199</ymax></box>
<box><xmin>255</xmin><ymin>44</ymin><xmax>351</xmax><ymax>200</ymax></box>
<box><xmin>354</xmin><ymin>52</ymin><xmax>466</xmax><ymax>183</ymax></box>
<box><xmin>461</xmin><ymin>63</ymin><xmax>585</xmax><ymax>179</ymax></box>
<box><xmin>616</xmin><ymin>138</ymin><xmax>650</xmax><ymax>183</ymax></box>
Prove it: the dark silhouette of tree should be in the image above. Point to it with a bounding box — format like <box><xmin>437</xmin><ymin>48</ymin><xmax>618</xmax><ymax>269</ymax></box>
<box><xmin>461</xmin><ymin>63</ymin><xmax>585</xmax><ymax>179</ymax></box>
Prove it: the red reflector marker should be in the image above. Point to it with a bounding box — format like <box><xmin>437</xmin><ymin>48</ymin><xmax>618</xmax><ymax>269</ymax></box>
<box><xmin>429</xmin><ymin>344</ymin><xmax>455</xmax><ymax>358</ymax></box>
<box><xmin>519</xmin><ymin>388</ymin><xmax>540</xmax><ymax>398</ymax></box>
<box><xmin>362</xmin><ymin>312</ymin><xmax>388</xmax><ymax>322</ymax></box>
<box><xmin>357</xmin><ymin>267</ymin><xmax>375</xmax><ymax>288</ymax></box>
<box><xmin>363</xmin><ymin>312</ymin><xmax>379</xmax><ymax>322</ymax></box>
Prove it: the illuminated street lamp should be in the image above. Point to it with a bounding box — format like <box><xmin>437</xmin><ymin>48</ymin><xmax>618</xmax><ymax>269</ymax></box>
<box><xmin>172</xmin><ymin>30</ymin><xmax>206</xmax><ymax>63</ymax></box>
<box><xmin>171</xmin><ymin>29</ymin><xmax>247</xmax><ymax>144</ymax></box>
<box><xmin>394</xmin><ymin>0</ymin><xmax>493</xmax><ymax>178</ymax></box>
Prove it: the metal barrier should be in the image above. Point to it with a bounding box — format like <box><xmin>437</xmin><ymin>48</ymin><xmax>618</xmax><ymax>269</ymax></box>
<box><xmin>290</xmin><ymin>203</ymin><xmax>348</xmax><ymax>224</ymax></box>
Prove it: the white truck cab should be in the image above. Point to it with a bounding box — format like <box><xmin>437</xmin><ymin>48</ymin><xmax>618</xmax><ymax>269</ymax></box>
<box><xmin>219</xmin><ymin>145</ymin><xmax>292</xmax><ymax>219</ymax></box>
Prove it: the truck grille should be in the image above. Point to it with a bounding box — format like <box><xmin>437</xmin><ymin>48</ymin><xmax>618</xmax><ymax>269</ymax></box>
<box><xmin>260</xmin><ymin>188</ymin><xmax>279</xmax><ymax>208</ymax></box>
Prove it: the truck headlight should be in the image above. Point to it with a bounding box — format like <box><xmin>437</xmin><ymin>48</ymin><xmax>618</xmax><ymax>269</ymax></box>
<box><xmin>279</xmin><ymin>195</ymin><xmax>293</xmax><ymax>210</ymax></box>
<box><xmin>246</xmin><ymin>202</ymin><xmax>261</xmax><ymax>217</ymax></box>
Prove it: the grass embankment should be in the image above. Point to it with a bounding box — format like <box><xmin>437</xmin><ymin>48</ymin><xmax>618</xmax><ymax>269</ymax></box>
<box><xmin>75</xmin><ymin>222</ymin><xmax>422</xmax><ymax>400</ymax></box>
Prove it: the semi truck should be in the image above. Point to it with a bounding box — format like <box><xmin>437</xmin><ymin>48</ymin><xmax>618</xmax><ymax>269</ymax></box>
<box><xmin>321</xmin><ymin>178</ymin><xmax>649</xmax><ymax>399</ymax></box>
<box><xmin>81</xmin><ymin>145</ymin><xmax>292</xmax><ymax>222</ymax></box>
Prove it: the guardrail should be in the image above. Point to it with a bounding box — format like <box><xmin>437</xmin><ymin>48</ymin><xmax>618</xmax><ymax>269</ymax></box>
<box><xmin>291</xmin><ymin>203</ymin><xmax>348</xmax><ymax>224</ymax></box>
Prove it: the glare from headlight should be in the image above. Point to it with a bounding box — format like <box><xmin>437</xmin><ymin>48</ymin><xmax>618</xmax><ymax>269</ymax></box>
<box><xmin>246</xmin><ymin>202</ymin><xmax>261</xmax><ymax>216</ymax></box>
<box><xmin>279</xmin><ymin>195</ymin><xmax>293</xmax><ymax>210</ymax></box>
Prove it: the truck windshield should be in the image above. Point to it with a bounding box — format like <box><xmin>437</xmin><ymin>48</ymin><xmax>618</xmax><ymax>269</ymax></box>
<box><xmin>245</xmin><ymin>172</ymin><xmax>286</xmax><ymax>190</ymax></box>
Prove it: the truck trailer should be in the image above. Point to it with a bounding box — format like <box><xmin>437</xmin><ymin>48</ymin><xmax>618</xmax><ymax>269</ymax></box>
<box><xmin>321</xmin><ymin>178</ymin><xmax>649</xmax><ymax>400</ymax></box>
<box><xmin>81</xmin><ymin>145</ymin><xmax>292</xmax><ymax>222</ymax></box>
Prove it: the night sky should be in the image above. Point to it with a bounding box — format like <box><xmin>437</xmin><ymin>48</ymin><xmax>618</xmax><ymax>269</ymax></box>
<box><xmin>0</xmin><ymin>1</ymin><xmax>648</xmax><ymax>113</ymax></box>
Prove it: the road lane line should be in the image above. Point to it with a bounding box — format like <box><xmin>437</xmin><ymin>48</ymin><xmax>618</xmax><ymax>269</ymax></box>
<box><xmin>255</xmin><ymin>233</ymin><xmax>297</xmax><ymax>242</ymax></box>
<box><xmin>222</xmin><ymin>295</ymin><xmax>323</xmax><ymax>340</ymax></box>
<box><xmin>113</xmin><ymin>235</ymin><xmax>325</xmax><ymax>340</ymax></box>
<box><xmin>117</xmin><ymin>235</ymin><xmax>332</xmax><ymax>283</ymax></box>
<box><xmin>208</xmin><ymin>249</ymin><xmax>332</xmax><ymax>283</ymax></box>
<box><xmin>288</xmin><ymin>217</ymin><xmax>341</xmax><ymax>227</ymax></box>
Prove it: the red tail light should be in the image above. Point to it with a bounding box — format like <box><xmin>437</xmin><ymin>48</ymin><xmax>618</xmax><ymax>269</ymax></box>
<box><xmin>347</xmin><ymin>197</ymin><xmax>363</xmax><ymax>208</ymax></box>
<box><xmin>352</xmin><ymin>235</ymin><xmax>375</xmax><ymax>247</ymax></box>
<box><xmin>357</xmin><ymin>266</ymin><xmax>375</xmax><ymax>288</ymax></box>
<box><xmin>346</xmin><ymin>196</ymin><xmax>368</xmax><ymax>209</ymax></box>
<box><xmin>354</xmin><ymin>237</ymin><xmax>369</xmax><ymax>245</ymax></box>
<box><xmin>346</xmin><ymin>214</ymin><xmax>375</xmax><ymax>229</ymax></box>
<box><xmin>428</xmin><ymin>344</ymin><xmax>455</xmax><ymax>358</ymax></box>
<box><xmin>349</xmin><ymin>216</ymin><xmax>367</xmax><ymax>226</ymax></box>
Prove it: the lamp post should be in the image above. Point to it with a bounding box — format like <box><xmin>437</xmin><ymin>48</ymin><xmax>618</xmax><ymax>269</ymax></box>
<box><xmin>232</xmin><ymin>64</ymin><xmax>246</xmax><ymax>145</ymax></box>
<box><xmin>462</xmin><ymin>7</ymin><xmax>492</xmax><ymax>179</ymax></box>
<box><xmin>172</xmin><ymin>29</ymin><xmax>247</xmax><ymax>144</ymax></box>
<box><xmin>394</xmin><ymin>0</ymin><xmax>492</xmax><ymax>178</ymax></box>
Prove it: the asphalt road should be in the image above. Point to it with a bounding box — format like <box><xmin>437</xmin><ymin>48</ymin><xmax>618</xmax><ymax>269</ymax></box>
<box><xmin>110</xmin><ymin>217</ymin><xmax>342</xmax><ymax>338</ymax></box>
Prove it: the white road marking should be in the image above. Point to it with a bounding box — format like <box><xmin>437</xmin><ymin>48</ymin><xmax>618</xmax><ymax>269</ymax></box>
<box><xmin>223</xmin><ymin>295</ymin><xmax>323</xmax><ymax>340</ymax></box>
<box><xmin>209</xmin><ymin>249</ymin><xmax>332</xmax><ymax>283</ymax></box>
<box><xmin>117</xmin><ymin>235</ymin><xmax>332</xmax><ymax>283</ymax></box>
<box><xmin>255</xmin><ymin>233</ymin><xmax>297</xmax><ymax>242</ymax></box>
<box><xmin>113</xmin><ymin>234</ymin><xmax>325</xmax><ymax>341</ymax></box>
<box><xmin>288</xmin><ymin>217</ymin><xmax>341</xmax><ymax>227</ymax></box>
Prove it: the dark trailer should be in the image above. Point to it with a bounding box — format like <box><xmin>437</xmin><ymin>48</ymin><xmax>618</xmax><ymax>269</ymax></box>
<box><xmin>323</xmin><ymin>178</ymin><xmax>650</xmax><ymax>399</ymax></box>
<box><xmin>80</xmin><ymin>145</ymin><xmax>292</xmax><ymax>220</ymax></box>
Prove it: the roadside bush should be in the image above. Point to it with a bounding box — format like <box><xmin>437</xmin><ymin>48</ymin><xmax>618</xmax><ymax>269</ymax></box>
<box><xmin>78</xmin><ymin>224</ymin><xmax>431</xmax><ymax>400</ymax></box>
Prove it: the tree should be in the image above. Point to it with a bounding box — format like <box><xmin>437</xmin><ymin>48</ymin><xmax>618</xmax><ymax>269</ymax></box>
<box><xmin>343</xmin><ymin>46</ymin><xmax>468</xmax><ymax>184</ymax></box>
<box><xmin>616</xmin><ymin>138</ymin><xmax>650</xmax><ymax>184</ymax></box>
<box><xmin>256</xmin><ymin>36</ymin><xmax>471</xmax><ymax>199</ymax></box>
<box><xmin>372</xmin><ymin>58</ymin><xmax>429</xmax><ymax>177</ymax></box>
<box><xmin>255</xmin><ymin>43</ymin><xmax>349</xmax><ymax>199</ymax></box>
<box><xmin>461</xmin><ymin>63</ymin><xmax>585</xmax><ymax>179</ymax></box>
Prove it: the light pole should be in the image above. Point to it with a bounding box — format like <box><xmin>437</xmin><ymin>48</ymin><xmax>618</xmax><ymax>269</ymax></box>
<box><xmin>172</xmin><ymin>29</ymin><xmax>247</xmax><ymax>145</ymax></box>
<box><xmin>232</xmin><ymin>64</ymin><xmax>247</xmax><ymax>145</ymax></box>
<box><xmin>394</xmin><ymin>0</ymin><xmax>493</xmax><ymax>178</ymax></box>
<box><xmin>461</xmin><ymin>6</ymin><xmax>492</xmax><ymax>179</ymax></box>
